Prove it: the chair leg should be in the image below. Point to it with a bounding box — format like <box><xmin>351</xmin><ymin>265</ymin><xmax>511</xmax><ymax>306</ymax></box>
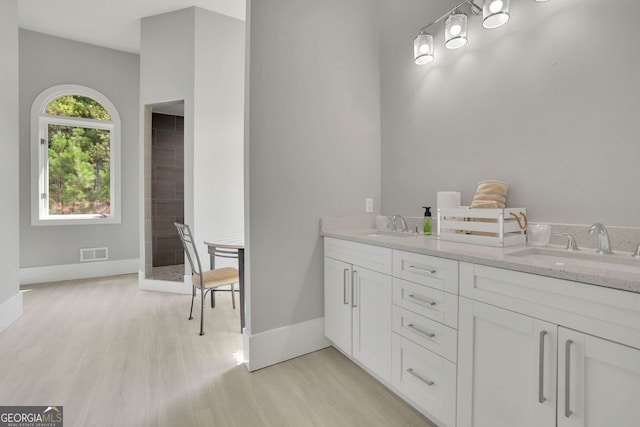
<box><xmin>189</xmin><ymin>285</ymin><xmax>195</xmax><ymax>320</ymax></box>
<box><xmin>199</xmin><ymin>287</ymin><xmax>205</xmax><ymax>336</ymax></box>
<box><xmin>211</xmin><ymin>289</ymin><xmax>216</xmax><ymax>308</ymax></box>
<box><xmin>231</xmin><ymin>283</ymin><xmax>236</xmax><ymax>309</ymax></box>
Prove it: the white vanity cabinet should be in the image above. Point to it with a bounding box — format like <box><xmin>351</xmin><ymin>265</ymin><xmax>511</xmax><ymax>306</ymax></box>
<box><xmin>457</xmin><ymin>298</ymin><xmax>557</xmax><ymax>427</ymax></box>
<box><xmin>391</xmin><ymin>250</ymin><xmax>459</xmax><ymax>427</ymax></box>
<box><xmin>324</xmin><ymin>237</ymin><xmax>393</xmax><ymax>383</ymax></box>
<box><xmin>457</xmin><ymin>262</ymin><xmax>640</xmax><ymax>427</ymax></box>
<box><xmin>557</xmin><ymin>327</ymin><xmax>640</xmax><ymax>427</ymax></box>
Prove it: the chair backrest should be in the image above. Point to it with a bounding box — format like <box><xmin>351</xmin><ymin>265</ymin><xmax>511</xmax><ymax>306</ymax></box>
<box><xmin>208</xmin><ymin>246</ymin><xmax>239</xmax><ymax>270</ymax></box>
<box><xmin>174</xmin><ymin>223</ymin><xmax>203</xmax><ymax>277</ymax></box>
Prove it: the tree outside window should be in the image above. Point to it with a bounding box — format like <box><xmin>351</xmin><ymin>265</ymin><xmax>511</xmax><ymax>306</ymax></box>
<box><xmin>46</xmin><ymin>96</ymin><xmax>111</xmax><ymax>215</ymax></box>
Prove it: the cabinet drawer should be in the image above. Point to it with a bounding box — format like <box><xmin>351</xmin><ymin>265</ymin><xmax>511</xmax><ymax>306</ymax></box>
<box><xmin>392</xmin><ymin>306</ymin><xmax>457</xmax><ymax>363</ymax></box>
<box><xmin>393</xmin><ymin>250</ymin><xmax>458</xmax><ymax>294</ymax></box>
<box><xmin>325</xmin><ymin>237</ymin><xmax>392</xmax><ymax>274</ymax></box>
<box><xmin>392</xmin><ymin>334</ymin><xmax>456</xmax><ymax>427</ymax></box>
<box><xmin>460</xmin><ymin>262</ymin><xmax>640</xmax><ymax>350</ymax></box>
<box><xmin>393</xmin><ymin>278</ymin><xmax>458</xmax><ymax>329</ymax></box>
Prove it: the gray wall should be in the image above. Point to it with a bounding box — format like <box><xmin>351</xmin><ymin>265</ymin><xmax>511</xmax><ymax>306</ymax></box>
<box><xmin>247</xmin><ymin>0</ymin><xmax>381</xmax><ymax>334</ymax></box>
<box><xmin>0</xmin><ymin>0</ymin><xmax>20</xmax><ymax>304</ymax></box>
<box><xmin>19</xmin><ymin>30</ymin><xmax>140</xmax><ymax>267</ymax></box>
<box><xmin>380</xmin><ymin>0</ymin><xmax>640</xmax><ymax>227</ymax></box>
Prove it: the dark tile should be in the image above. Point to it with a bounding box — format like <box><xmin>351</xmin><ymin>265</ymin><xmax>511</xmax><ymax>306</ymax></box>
<box><xmin>152</xmin><ymin>146</ymin><xmax>176</xmax><ymax>166</ymax></box>
<box><xmin>155</xmin><ymin>166</ymin><xmax>184</xmax><ymax>184</ymax></box>
<box><xmin>156</xmin><ymin>235</ymin><xmax>184</xmax><ymax>251</ymax></box>
<box><xmin>155</xmin><ymin>130</ymin><xmax>183</xmax><ymax>148</ymax></box>
<box><xmin>152</xmin><ymin>181</ymin><xmax>177</xmax><ymax>200</ymax></box>
<box><xmin>154</xmin><ymin>200</ymin><xmax>184</xmax><ymax>216</ymax></box>
<box><xmin>175</xmin><ymin>183</ymin><xmax>184</xmax><ymax>200</ymax></box>
<box><xmin>152</xmin><ymin>113</ymin><xmax>176</xmax><ymax>131</ymax></box>
<box><xmin>153</xmin><ymin>218</ymin><xmax>180</xmax><ymax>236</ymax></box>
<box><xmin>153</xmin><ymin>252</ymin><xmax>176</xmax><ymax>267</ymax></box>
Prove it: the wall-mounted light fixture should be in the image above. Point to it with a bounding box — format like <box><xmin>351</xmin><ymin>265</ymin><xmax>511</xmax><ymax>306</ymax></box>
<box><xmin>414</xmin><ymin>0</ymin><xmax>549</xmax><ymax>65</ymax></box>
<box><xmin>445</xmin><ymin>12</ymin><xmax>468</xmax><ymax>49</ymax></box>
<box><xmin>414</xmin><ymin>32</ymin><xmax>434</xmax><ymax>64</ymax></box>
<box><xmin>483</xmin><ymin>0</ymin><xmax>510</xmax><ymax>29</ymax></box>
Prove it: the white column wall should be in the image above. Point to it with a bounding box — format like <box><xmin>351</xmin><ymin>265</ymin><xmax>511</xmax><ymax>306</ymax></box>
<box><xmin>0</xmin><ymin>0</ymin><xmax>21</xmax><ymax>332</ymax></box>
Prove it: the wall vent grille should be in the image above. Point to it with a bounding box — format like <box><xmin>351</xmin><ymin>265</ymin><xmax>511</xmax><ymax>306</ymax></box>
<box><xmin>80</xmin><ymin>247</ymin><xmax>109</xmax><ymax>262</ymax></box>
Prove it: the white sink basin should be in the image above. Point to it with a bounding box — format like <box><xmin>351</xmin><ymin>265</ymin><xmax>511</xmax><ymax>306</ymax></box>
<box><xmin>508</xmin><ymin>248</ymin><xmax>640</xmax><ymax>274</ymax></box>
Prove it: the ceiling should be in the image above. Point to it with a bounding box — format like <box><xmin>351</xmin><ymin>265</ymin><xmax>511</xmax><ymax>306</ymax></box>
<box><xmin>18</xmin><ymin>0</ymin><xmax>246</xmax><ymax>54</ymax></box>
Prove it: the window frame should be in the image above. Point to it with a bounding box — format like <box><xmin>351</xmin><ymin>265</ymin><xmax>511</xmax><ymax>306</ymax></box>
<box><xmin>30</xmin><ymin>85</ymin><xmax>122</xmax><ymax>226</ymax></box>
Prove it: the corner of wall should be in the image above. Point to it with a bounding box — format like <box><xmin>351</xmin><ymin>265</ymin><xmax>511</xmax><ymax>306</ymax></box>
<box><xmin>244</xmin><ymin>316</ymin><xmax>331</xmax><ymax>371</ymax></box>
<box><xmin>0</xmin><ymin>292</ymin><xmax>23</xmax><ymax>335</ymax></box>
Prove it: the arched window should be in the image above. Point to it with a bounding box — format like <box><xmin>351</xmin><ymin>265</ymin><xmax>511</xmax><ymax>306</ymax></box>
<box><xmin>31</xmin><ymin>85</ymin><xmax>121</xmax><ymax>225</ymax></box>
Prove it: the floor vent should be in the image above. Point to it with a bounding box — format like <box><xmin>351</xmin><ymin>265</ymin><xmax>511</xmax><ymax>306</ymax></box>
<box><xmin>80</xmin><ymin>247</ymin><xmax>109</xmax><ymax>262</ymax></box>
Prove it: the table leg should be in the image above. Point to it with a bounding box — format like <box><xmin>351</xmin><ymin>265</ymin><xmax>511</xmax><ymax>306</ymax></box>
<box><xmin>239</xmin><ymin>248</ymin><xmax>245</xmax><ymax>333</ymax></box>
<box><xmin>209</xmin><ymin>249</ymin><xmax>216</xmax><ymax>308</ymax></box>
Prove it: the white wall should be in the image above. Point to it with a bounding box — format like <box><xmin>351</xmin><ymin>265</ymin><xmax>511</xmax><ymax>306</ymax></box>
<box><xmin>380</xmin><ymin>0</ymin><xmax>640</xmax><ymax>227</ymax></box>
<box><xmin>193</xmin><ymin>8</ymin><xmax>245</xmax><ymax>268</ymax></box>
<box><xmin>0</xmin><ymin>0</ymin><xmax>21</xmax><ymax>329</ymax></box>
<box><xmin>18</xmin><ymin>30</ymin><xmax>140</xmax><ymax>268</ymax></box>
<box><xmin>246</xmin><ymin>0</ymin><xmax>381</xmax><ymax>342</ymax></box>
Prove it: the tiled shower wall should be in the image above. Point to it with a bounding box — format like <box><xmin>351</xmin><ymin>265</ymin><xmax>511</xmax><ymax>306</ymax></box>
<box><xmin>151</xmin><ymin>113</ymin><xmax>184</xmax><ymax>267</ymax></box>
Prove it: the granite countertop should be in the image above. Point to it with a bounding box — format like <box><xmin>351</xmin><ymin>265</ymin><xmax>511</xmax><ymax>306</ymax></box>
<box><xmin>321</xmin><ymin>223</ymin><xmax>640</xmax><ymax>294</ymax></box>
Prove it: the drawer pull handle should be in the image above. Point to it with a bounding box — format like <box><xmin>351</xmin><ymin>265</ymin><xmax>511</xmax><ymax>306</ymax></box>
<box><xmin>343</xmin><ymin>269</ymin><xmax>349</xmax><ymax>305</ymax></box>
<box><xmin>565</xmin><ymin>339</ymin><xmax>573</xmax><ymax>418</ymax></box>
<box><xmin>407</xmin><ymin>323</ymin><xmax>436</xmax><ymax>338</ymax></box>
<box><xmin>352</xmin><ymin>270</ymin><xmax>358</xmax><ymax>308</ymax></box>
<box><xmin>407</xmin><ymin>294</ymin><xmax>437</xmax><ymax>307</ymax></box>
<box><xmin>406</xmin><ymin>264</ymin><xmax>437</xmax><ymax>274</ymax></box>
<box><xmin>538</xmin><ymin>330</ymin><xmax>547</xmax><ymax>404</ymax></box>
<box><xmin>407</xmin><ymin>368</ymin><xmax>434</xmax><ymax>386</ymax></box>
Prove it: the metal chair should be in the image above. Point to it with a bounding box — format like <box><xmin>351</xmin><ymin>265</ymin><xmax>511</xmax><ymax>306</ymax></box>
<box><xmin>174</xmin><ymin>223</ymin><xmax>239</xmax><ymax>336</ymax></box>
<box><xmin>207</xmin><ymin>245</ymin><xmax>240</xmax><ymax>309</ymax></box>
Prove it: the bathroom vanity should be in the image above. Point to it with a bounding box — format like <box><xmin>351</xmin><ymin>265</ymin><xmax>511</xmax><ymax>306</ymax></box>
<box><xmin>322</xmin><ymin>219</ymin><xmax>640</xmax><ymax>427</ymax></box>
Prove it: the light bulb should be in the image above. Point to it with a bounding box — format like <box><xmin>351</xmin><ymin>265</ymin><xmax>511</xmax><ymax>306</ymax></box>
<box><xmin>450</xmin><ymin>24</ymin><xmax>461</xmax><ymax>36</ymax></box>
<box><xmin>489</xmin><ymin>0</ymin><xmax>503</xmax><ymax>13</ymax></box>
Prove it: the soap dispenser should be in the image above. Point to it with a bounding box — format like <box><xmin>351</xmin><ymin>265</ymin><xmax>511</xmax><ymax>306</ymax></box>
<box><xmin>422</xmin><ymin>206</ymin><xmax>432</xmax><ymax>236</ymax></box>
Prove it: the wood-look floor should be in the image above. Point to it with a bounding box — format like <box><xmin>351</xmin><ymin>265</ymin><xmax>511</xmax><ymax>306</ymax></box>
<box><xmin>0</xmin><ymin>274</ymin><xmax>436</xmax><ymax>427</ymax></box>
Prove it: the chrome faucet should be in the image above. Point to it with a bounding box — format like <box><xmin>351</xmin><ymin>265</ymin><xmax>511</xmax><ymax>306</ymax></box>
<box><xmin>391</xmin><ymin>215</ymin><xmax>408</xmax><ymax>232</ymax></box>
<box><xmin>554</xmin><ymin>233</ymin><xmax>579</xmax><ymax>251</ymax></box>
<box><xmin>588</xmin><ymin>223</ymin><xmax>613</xmax><ymax>254</ymax></box>
<box><xmin>632</xmin><ymin>243</ymin><xmax>640</xmax><ymax>258</ymax></box>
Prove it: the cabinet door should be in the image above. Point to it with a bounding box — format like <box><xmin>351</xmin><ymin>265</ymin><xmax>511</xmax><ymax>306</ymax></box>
<box><xmin>324</xmin><ymin>257</ymin><xmax>352</xmax><ymax>355</ymax></box>
<box><xmin>558</xmin><ymin>328</ymin><xmax>640</xmax><ymax>427</ymax></box>
<box><xmin>457</xmin><ymin>298</ymin><xmax>557</xmax><ymax>427</ymax></box>
<box><xmin>353</xmin><ymin>266</ymin><xmax>393</xmax><ymax>383</ymax></box>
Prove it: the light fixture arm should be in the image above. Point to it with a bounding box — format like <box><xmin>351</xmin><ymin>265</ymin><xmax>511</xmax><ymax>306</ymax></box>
<box><xmin>418</xmin><ymin>0</ymin><xmax>482</xmax><ymax>33</ymax></box>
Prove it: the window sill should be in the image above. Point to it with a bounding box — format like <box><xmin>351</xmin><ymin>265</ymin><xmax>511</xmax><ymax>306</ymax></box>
<box><xmin>31</xmin><ymin>215</ymin><xmax>121</xmax><ymax>226</ymax></box>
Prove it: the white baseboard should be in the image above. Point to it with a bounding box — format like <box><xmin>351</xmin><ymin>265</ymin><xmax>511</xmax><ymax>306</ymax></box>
<box><xmin>244</xmin><ymin>316</ymin><xmax>331</xmax><ymax>371</ymax></box>
<box><xmin>20</xmin><ymin>258</ymin><xmax>139</xmax><ymax>285</ymax></box>
<box><xmin>0</xmin><ymin>292</ymin><xmax>23</xmax><ymax>334</ymax></box>
<box><xmin>137</xmin><ymin>272</ymin><xmax>192</xmax><ymax>294</ymax></box>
